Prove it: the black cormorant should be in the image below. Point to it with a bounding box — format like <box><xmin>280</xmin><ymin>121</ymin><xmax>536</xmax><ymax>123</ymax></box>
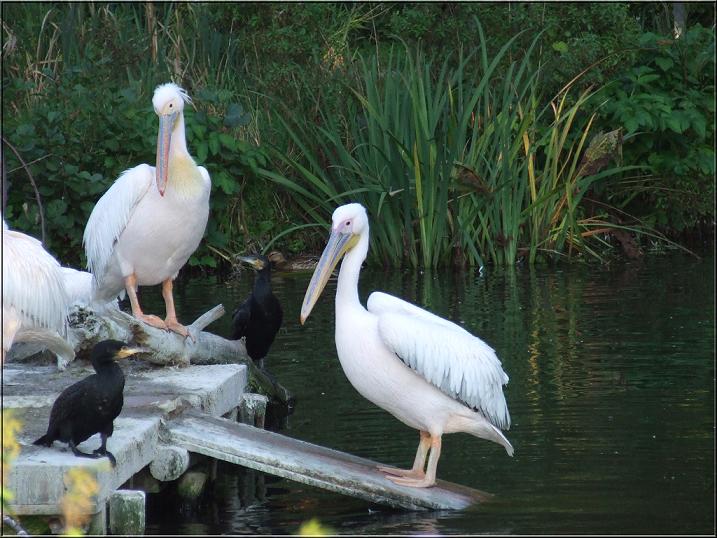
<box><xmin>33</xmin><ymin>339</ymin><xmax>145</xmax><ymax>466</ymax></box>
<box><xmin>232</xmin><ymin>255</ymin><xmax>283</xmax><ymax>366</ymax></box>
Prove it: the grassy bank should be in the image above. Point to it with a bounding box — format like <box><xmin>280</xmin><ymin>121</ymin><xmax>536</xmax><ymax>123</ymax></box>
<box><xmin>1</xmin><ymin>3</ymin><xmax>713</xmax><ymax>269</ymax></box>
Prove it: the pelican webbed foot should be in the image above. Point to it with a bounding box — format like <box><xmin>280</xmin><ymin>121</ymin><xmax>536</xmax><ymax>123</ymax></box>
<box><xmin>385</xmin><ymin>474</ymin><xmax>436</xmax><ymax>488</ymax></box>
<box><xmin>165</xmin><ymin>317</ymin><xmax>192</xmax><ymax>340</ymax></box>
<box><xmin>135</xmin><ymin>313</ymin><xmax>168</xmax><ymax>331</ymax></box>
<box><xmin>377</xmin><ymin>465</ymin><xmax>425</xmax><ymax>479</ymax></box>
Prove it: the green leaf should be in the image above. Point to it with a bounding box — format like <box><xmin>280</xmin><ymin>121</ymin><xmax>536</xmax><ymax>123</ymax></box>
<box><xmin>63</xmin><ymin>163</ymin><xmax>79</xmax><ymax>175</ymax></box>
<box><xmin>219</xmin><ymin>133</ymin><xmax>236</xmax><ymax>150</ymax></box>
<box><xmin>654</xmin><ymin>56</ymin><xmax>674</xmax><ymax>72</ymax></box>
<box><xmin>208</xmin><ymin>134</ymin><xmax>220</xmax><ymax>156</ymax></box>
<box><xmin>624</xmin><ymin>116</ymin><xmax>638</xmax><ymax>133</ymax></box>
<box><xmin>636</xmin><ymin>73</ymin><xmax>660</xmax><ymax>86</ymax></box>
<box><xmin>691</xmin><ymin>115</ymin><xmax>706</xmax><ymax>139</ymax></box>
<box><xmin>551</xmin><ymin>41</ymin><xmax>568</xmax><ymax>53</ymax></box>
<box><xmin>196</xmin><ymin>141</ymin><xmax>208</xmax><ymax>162</ymax></box>
<box><xmin>665</xmin><ymin>114</ymin><xmax>684</xmax><ymax>133</ymax></box>
<box><xmin>46</xmin><ymin>199</ymin><xmax>68</xmax><ymax>218</ymax></box>
<box><xmin>224</xmin><ymin>103</ymin><xmax>251</xmax><ymax>128</ymax></box>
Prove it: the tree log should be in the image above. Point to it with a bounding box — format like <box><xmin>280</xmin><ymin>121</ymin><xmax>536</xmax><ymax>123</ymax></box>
<box><xmin>63</xmin><ymin>304</ymin><xmax>292</xmax><ymax>406</ymax></box>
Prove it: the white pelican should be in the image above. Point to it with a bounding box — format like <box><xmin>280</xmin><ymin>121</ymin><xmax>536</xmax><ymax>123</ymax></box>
<box><xmin>83</xmin><ymin>83</ymin><xmax>210</xmax><ymax>337</ymax></box>
<box><xmin>2</xmin><ymin>220</ymin><xmax>75</xmax><ymax>369</ymax></box>
<box><xmin>300</xmin><ymin>203</ymin><xmax>513</xmax><ymax>488</ymax></box>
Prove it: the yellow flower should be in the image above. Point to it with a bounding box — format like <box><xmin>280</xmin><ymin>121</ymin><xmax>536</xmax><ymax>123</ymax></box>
<box><xmin>297</xmin><ymin>517</ymin><xmax>334</xmax><ymax>536</ymax></box>
<box><xmin>61</xmin><ymin>466</ymin><xmax>100</xmax><ymax>535</ymax></box>
<box><xmin>2</xmin><ymin>410</ymin><xmax>22</xmax><ymax>509</ymax></box>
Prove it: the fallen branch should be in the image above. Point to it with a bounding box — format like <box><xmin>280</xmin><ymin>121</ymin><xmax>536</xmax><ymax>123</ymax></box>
<box><xmin>66</xmin><ymin>303</ymin><xmax>292</xmax><ymax>406</ymax></box>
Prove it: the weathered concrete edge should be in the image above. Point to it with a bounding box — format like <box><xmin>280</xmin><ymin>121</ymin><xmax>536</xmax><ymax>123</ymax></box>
<box><xmin>7</xmin><ymin>364</ymin><xmax>248</xmax><ymax>516</ymax></box>
<box><xmin>167</xmin><ymin>430</ymin><xmax>436</xmax><ymax>511</ymax></box>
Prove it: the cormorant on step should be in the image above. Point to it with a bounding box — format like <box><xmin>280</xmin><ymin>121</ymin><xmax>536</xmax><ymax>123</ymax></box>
<box><xmin>232</xmin><ymin>255</ymin><xmax>283</xmax><ymax>368</ymax></box>
<box><xmin>33</xmin><ymin>339</ymin><xmax>146</xmax><ymax>466</ymax></box>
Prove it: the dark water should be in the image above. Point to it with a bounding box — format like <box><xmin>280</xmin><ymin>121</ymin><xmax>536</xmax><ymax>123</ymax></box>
<box><xmin>144</xmin><ymin>252</ymin><xmax>714</xmax><ymax>535</ymax></box>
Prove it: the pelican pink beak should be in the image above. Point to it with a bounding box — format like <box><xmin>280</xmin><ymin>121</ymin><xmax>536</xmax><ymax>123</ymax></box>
<box><xmin>156</xmin><ymin>112</ymin><xmax>178</xmax><ymax>196</ymax></box>
<box><xmin>300</xmin><ymin>228</ymin><xmax>358</xmax><ymax>324</ymax></box>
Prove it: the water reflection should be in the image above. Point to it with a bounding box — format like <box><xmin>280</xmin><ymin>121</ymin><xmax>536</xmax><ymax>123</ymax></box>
<box><xmin>145</xmin><ymin>252</ymin><xmax>714</xmax><ymax>535</ymax></box>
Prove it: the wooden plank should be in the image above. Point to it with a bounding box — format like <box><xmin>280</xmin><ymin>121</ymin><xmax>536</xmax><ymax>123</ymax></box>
<box><xmin>167</xmin><ymin>411</ymin><xmax>491</xmax><ymax>511</ymax></box>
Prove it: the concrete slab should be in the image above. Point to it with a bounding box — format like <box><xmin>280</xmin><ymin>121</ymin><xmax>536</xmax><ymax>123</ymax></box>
<box><xmin>3</xmin><ymin>361</ymin><xmax>246</xmax><ymax>516</ymax></box>
<box><xmin>168</xmin><ymin>411</ymin><xmax>491</xmax><ymax>511</ymax></box>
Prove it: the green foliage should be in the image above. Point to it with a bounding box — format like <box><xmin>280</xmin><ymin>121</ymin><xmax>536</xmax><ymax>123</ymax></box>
<box><xmin>2</xmin><ymin>71</ymin><xmax>269</xmax><ymax>269</ymax></box>
<box><xmin>1</xmin><ymin>3</ymin><xmax>712</xmax><ymax>270</ymax></box>
<box><xmin>261</xmin><ymin>23</ymin><xmax>640</xmax><ymax>268</ymax></box>
<box><xmin>595</xmin><ymin>26</ymin><xmax>715</xmax><ymax>231</ymax></box>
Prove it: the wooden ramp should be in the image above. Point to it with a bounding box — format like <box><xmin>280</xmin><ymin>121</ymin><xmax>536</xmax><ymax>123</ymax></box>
<box><xmin>167</xmin><ymin>410</ymin><xmax>491</xmax><ymax>511</ymax></box>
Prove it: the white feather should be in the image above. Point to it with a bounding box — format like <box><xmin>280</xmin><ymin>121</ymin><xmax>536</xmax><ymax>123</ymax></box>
<box><xmin>370</xmin><ymin>293</ymin><xmax>511</xmax><ymax>430</ymax></box>
<box><xmin>82</xmin><ymin>83</ymin><xmax>211</xmax><ymax>309</ymax></box>
<box><xmin>59</xmin><ymin>267</ymin><xmax>94</xmax><ymax>306</ymax></box>
<box><xmin>2</xmin><ymin>225</ymin><xmax>69</xmax><ymax>332</ymax></box>
<box><xmin>82</xmin><ymin>163</ymin><xmax>154</xmax><ymax>285</ymax></box>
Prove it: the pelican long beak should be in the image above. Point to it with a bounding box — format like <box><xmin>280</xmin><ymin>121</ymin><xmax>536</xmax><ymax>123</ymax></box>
<box><xmin>300</xmin><ymin>229</ymin><xmax>358</xmax><ymax>324</ymax></box>
<box><xmin>156</xmin><ymin>112</ymin><xmax>178</xmax><ymax>197</ymax></box>
<box><xmin>115</xmin><ymin>346</ymin><xmax>149</xmax><ymax>360</ymax></box>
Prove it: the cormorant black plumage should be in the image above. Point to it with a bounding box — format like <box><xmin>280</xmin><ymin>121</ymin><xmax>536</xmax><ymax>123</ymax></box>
<box><xmin>33</xmin><ymin>339</ymin><xmax>145</xmax><ymax>466</ymax></box>
<box><xmin>232</xmin><ymin>255</ymin><xmax>283</xmax><ymax>365</ymax></box>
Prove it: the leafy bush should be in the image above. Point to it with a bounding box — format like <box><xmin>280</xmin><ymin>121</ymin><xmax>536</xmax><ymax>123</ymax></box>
<box><xmin>260</xmin><ymin>24</ymin><xmax>640</xmax><ymax>268</ymax></box>
<box><xmin>1</xmin><ymin>3</ymin><xmax>712</xmax><ymax>270</ymax></box>
<box><xmin>2</xmin><ymin>72</ymin><xmax>269</xmax><ymax>269</ymax></box>
<box><xmin>595</xmin><ymin>26</ymin><xmax>715</xmax><ymax>231</ymax></box>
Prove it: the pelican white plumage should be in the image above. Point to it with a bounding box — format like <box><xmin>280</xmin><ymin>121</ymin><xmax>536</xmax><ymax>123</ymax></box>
<box><xmin>300</xmin><ymin>203</ymin><xmax>513</xmax><ymax>488</ymax></box>
<box><xmin>83</xmin><ymin>82</ymin><xmax>210</xmax><ymax>337</ymax></box>
<box><xmin>2</xmin><ymin>220</ymin><xmax>75</xmax><ymax>369</ymax></box>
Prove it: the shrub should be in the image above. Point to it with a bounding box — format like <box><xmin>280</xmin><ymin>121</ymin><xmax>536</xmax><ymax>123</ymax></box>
<box><xmin>595</xmin><ymin>26</ymin><xmax>715</xmax><ymax>231</ymax></box>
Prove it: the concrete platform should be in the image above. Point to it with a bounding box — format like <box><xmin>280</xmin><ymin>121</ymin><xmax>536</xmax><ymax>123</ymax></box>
<box><xmin>3</xmin><ymin>361</ymin><xmax>246</xmax><ymax>516</ymax></box>
<box><xmin>4</xmin><ymin>358</ymin><xmax>490</xmax><ymax>517</ymax></box>
<box><xmin>168</xmin><ymin>411</ymin><xmax>491</xmax><ymax>511</ymax></box>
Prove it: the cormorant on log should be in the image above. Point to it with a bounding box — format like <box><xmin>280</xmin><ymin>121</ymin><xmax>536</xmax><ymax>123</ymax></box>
<box><xmin>232</xmin><ymin>255</ymin><xmax>283</xmax><ymax>368</ymax></box>
<box><xmin>33</xmin><ymin>339</ymin><xmax>146</xmax><ymax>466</ymax></box>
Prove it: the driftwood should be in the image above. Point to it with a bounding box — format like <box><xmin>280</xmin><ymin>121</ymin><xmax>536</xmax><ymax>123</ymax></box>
<box><xmin>64</xmin><ymin>303</ymin><xmax>292</xmax><ymax>406</ymax></box>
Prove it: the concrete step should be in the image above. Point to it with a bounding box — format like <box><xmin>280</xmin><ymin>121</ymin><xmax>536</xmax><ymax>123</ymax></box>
<box><xmin>5</xmin><ymin>362</ymin><xmax>247</xmax><ymax>516</ymax></box>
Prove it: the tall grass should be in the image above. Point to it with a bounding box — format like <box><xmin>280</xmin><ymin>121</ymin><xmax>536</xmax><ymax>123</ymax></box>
<box><xmin>257</xmin><ymin>16</ymin><xmax>668</xmax><ymax>267</ymax></box>
<box><xmin>3</xmin><ymin>7</ymin><xmax>692</xmax><ymax>268</ymax></box>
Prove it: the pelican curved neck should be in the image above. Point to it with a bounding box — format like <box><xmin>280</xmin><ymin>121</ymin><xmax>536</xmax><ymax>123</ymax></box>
<box><xmin>336</xmin><ymin>230</ymin><xmax>369</xmax><ymax>310</ymax></box>
<box><xmin>170</xmin><ymin>113</ymin><xmax>190</xmax><ymax>158</ymax></box>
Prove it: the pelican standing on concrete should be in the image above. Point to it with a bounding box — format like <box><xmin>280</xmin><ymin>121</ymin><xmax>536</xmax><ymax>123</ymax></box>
<box><xmin>2</xmin><ymin>220</ymin><xmax>75</xmax><ymax>369</ymax></box>
<box><xmin>83</xmin><ymin>83</ymin><xmax>210</xmax><ymax>337</ymax></box>
<box><xmin>300</xmin><ymin>203</ymin><xmax>513</xmax><ymax>488</ymax></box>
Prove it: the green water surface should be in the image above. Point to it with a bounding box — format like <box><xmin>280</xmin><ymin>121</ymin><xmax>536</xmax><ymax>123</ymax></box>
<box><xmin>145</xmin><ymin>251</ymin><xmax>714</xmax><ymax>535</ymax></box>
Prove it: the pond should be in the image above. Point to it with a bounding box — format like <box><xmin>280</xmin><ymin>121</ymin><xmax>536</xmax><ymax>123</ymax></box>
<box><xmin>144</xmin><ymin>251</ymin><xmax>714</xmax><ymax>535</ymax></box>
